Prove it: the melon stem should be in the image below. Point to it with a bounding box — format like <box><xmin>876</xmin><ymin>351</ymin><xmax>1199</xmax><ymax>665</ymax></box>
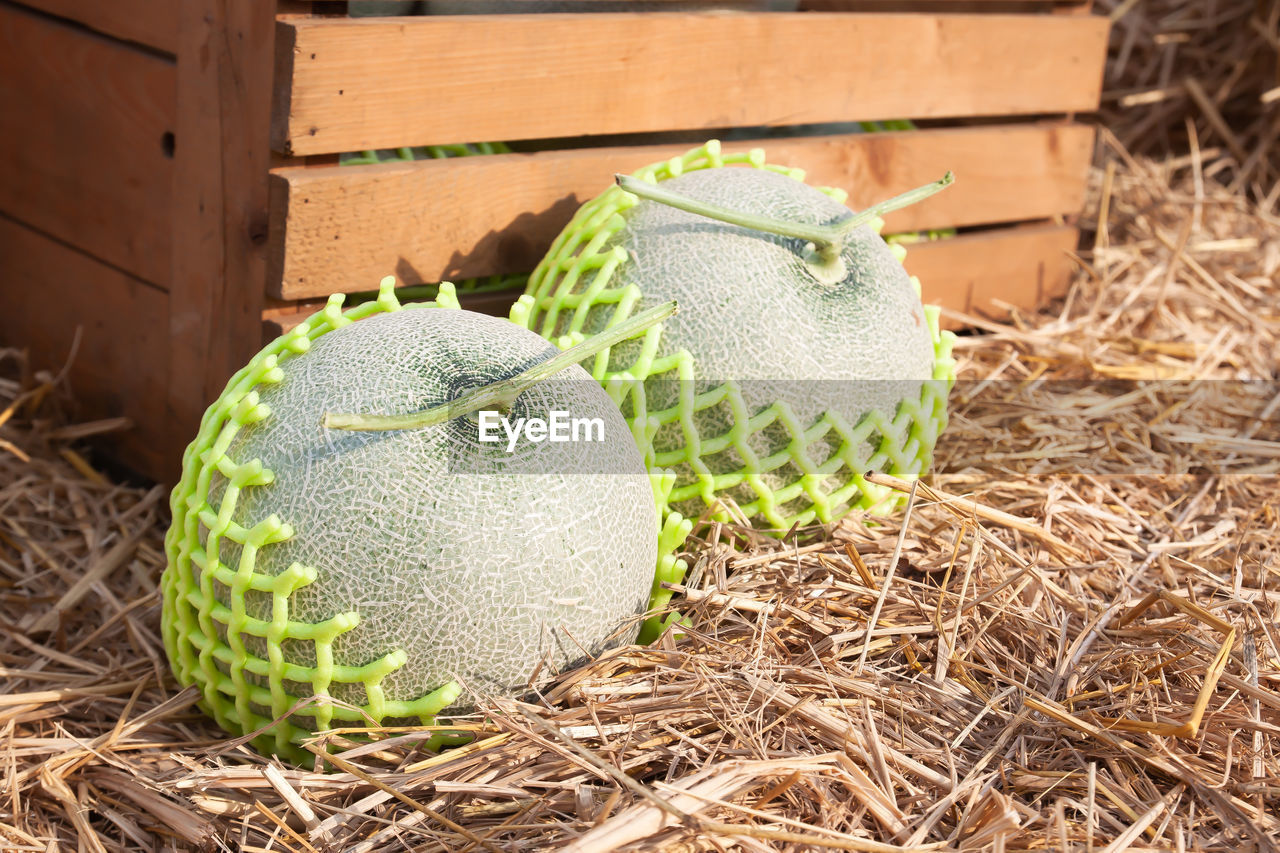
<box><xmin>615</xmin><ymin>170</ymin><xmax>955</xmax><ymax>269</ymax></box>
<box><xmin>322</xmin><ymin>300</ymin><xmax>678</xmax><ymax>432</ymax></box>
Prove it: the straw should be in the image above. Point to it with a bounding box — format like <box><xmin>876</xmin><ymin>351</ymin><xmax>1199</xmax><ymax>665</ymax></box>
<box><xmin>1</xmin><ymin>3</ymin><xmax>1277</xmax><ymax>848</ymax></box>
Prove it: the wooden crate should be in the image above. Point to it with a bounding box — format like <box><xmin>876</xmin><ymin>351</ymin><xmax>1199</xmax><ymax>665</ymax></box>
<box><xmin>0</xmin><ymin>0</ymin><xmax>1109</xmax><ymax>484</ymax></box>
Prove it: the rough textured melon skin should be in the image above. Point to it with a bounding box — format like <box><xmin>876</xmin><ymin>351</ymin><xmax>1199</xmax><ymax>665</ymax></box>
<box><xmin>515</xmin><ymin>141</ymin><xmax>955</xmax><ymax>533</ymax></box>
<box><xmin>612</xmin><ymin>168</ymin><xmax>933</xmax><ymax>382</ymax></box>
<box><xmin>162</xmin><ymin>284</ymin><xmax>657</xmax><ymax>764</ymax></box>
<box><xmin>603</xmin><ymin>168</ymin><xmax>935</xmax><ymax>520</ymax></box>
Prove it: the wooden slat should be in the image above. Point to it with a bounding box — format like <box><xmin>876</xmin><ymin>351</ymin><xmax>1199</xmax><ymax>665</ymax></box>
<box><xmin>340</xmin><ymin>0</ymin><xmax>816</xmax><ymax>6</ymax></box>
<box><xmin>801</xmin><ymin>1</ymin><xmax>1083</xmax><ymax>10</ymax></box>
<box><xmin>906</xmin><ymin>222</ymin><xmax>1078</xmax><ymax>322</ymax></box>
<box><xmin>0</xmin><ymin>5</ymin><xmax>175</xmax><ymax>286</ymax></box>
<box><xmin>338</xmin><ymin>0</ymin><xmax>1082</xmax><ymax>4</ymax></box>
<box><xmin>9</xmin><ymin>0</ymin><xmax>179</xmax><ymax>54</ymax></box>
<box><xmin>340</xmin><ymin>0</ymin><xmax>1095</xmax><ymax>12</ymax></box>
<box><xmin>262</xmin><ymin>222</ymin><xmax>1078</xmax><ymax>336</ymax></box>
<box><xmin>267</xmin><ymin>124</ymin><xmax>1093</xmax><ymax>300</ymax></box>
<box><xmin>273</xmin><ymin>12</ymin><xmax>1110</xmax><ymax>156</ymax></box>
<box><xmin>167</xmin><ymin>1</ymin><xmax>279</xmax><ymax>473</ymax></box>
<box><xmin>0</xmin><ymin>215</ymin><xmax>172</xmax><ymax>480</ymax></box>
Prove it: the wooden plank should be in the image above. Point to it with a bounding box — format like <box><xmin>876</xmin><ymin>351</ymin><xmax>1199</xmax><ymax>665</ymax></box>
<box><xmin>341</xmin><ymin>0</ymin><xmax>1078</xmax><ymax>9</ymax></box>
<box><xmin>167</xmin><ymin>0</ymin><xmax>279</xmax><ymax>477</ymax></box>
<box><xmin>267</xmin><ymin>124</ymin><xmax>1093</xmax><ymax>300</ymax></box>
<box><xmin>341</xmin><ymin>0</ymin><xmax>815</xmax><ymax>7</ymax></box>
<box><xmin>0</xmin><ymin>216</ymin><xmax>172</xmax><ymax>480</ymax></box>
<box><xmin>273</xmin><ymin>13</ymin><xmax>1111</xmax><ymax>155</ymax></box>
<box><xmin>0</xmin><ymin>6</ymin><xmax>175</xmax><ymax>286</ymax></box>
<box><xmin>8</xmin><ymin>0</ymin><xmax>179</xmax><ymax>54</ymax></box>
<box><xmin>262</xmin><ymin>222</ymin><xmax>1078</xmax><ymax>337</ymax></box>
<box><xmin>339</xmin><ymin>0</ymin><xmax>1099</xmax><ymax>12</ymax></box>
<box><xmin>906</xmin><ymin>222</ymin><xmax>1079</xmax><ymax>322</ymax></box>
<box><xmin>800</xmin><ymin>1</ymin><xmax>1082</xmax><ymax>10</ymax></box>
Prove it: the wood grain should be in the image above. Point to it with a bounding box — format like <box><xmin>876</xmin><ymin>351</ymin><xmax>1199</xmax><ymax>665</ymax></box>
<box><xmin>166</xmin><ymin>0</ymin><xmax>279</xmax><ymax>472</ymax></box>
<box><xmin>9</xmin><ymin>0</ymin><xmax>179</xmax><ymax>54</ymax></box>
<box><xmin>904</xmin><ymin>222</ymin><xmax>1079</xmax><ymax>323</ymax></box>
<box><xmin>0</xmin><ymin>215</ymin><xmax>172</xmax><ymax>480</ymax></box>
<box><xmin>267</xmin><ymin>124</ymin><xmax>1093</xmax><ymax>299</ymax></box>
<box><xmin>273</xmin><ymin>12</ymin><xmax>1111</xmax><ymax>155</ymax></box>
<box><xmin>800</xmin><ymin>1</ymin><xmax>1082</xmax><ymax>9</ymax></box>
<box><xmin>262</xmin><ymin>222</ymin><xmax>1079</xmax><ymax>336</ymax></box>
<box><xmin>0</xmin><ymin>5</ymin><xmax>175</xmax><ymax>286</ymax></box>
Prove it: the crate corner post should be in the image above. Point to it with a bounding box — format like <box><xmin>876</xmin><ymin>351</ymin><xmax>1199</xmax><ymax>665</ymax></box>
<box><xmin>166</xmin><ymin>0</ymin><xmax>283</xmax><ymax>484</ymax></box>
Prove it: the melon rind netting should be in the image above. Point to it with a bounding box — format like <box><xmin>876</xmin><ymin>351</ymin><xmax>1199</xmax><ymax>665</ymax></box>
<box><xmin>513</xmin><ymin>141</ymin><xmax>956</xmax><ymax>547</ymax></box>
<box><xmin>164</xmin><ymin>280</ymin><xmax>686</xmax><ymax>762</ymax></box>
<box><xmin>161</xmin><ymin>283</ymin><xmax>468</xmax><ymax>765</ymax></box>
<box><xmin>164</xmin><ymin>280</ymin><xmax>692</xmax><ymax>761</ymax></box>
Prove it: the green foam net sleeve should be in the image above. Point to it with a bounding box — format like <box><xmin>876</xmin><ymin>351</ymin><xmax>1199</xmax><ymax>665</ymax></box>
<box><xmin>514</xmin><ymin>140</ymin><xmax>957</xmax><ymax>619</ymax></box>
<box><xmin>162</xmin><ymin>280</ymin><xmax>468</xmax><ymax>766</ymax></box>
<box><xmin>162</xmin><ymin>277</ymin><xmax>687</xmax><ymax>763</ymax></box>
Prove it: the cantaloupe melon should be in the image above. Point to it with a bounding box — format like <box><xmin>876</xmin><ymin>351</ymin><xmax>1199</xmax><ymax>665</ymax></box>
<box><xmin>514</xmin><ymin>141</ymin><xmax>956</xmax><ymax>534</ymax></box>
<box><xmin>162</xmin><ymin>281</ymin><xmax>659</xmax><ymax>764</ymax></box>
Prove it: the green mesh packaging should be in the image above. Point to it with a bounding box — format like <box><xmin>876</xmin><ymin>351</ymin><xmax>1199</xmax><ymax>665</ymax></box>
<box><xmin>162</xmin><ymin>280</ymin><xmax>692</xmax><ymax>763</ymax></box>
<box><xmin>161</xmin><ymin>284</ymin><xmax>465</xmax><ymax>765</ymax></box>
<box><xmin>513</xmin><ymin>141</ymin><xmax>957</xmax><ymax>535</ymax></box>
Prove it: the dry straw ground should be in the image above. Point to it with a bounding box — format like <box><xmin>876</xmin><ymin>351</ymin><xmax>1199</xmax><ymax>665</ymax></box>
<box><xmin>2</xmin><ymin>1</ymin><xmax>1278</xmax><ymax>850</ymax></box>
